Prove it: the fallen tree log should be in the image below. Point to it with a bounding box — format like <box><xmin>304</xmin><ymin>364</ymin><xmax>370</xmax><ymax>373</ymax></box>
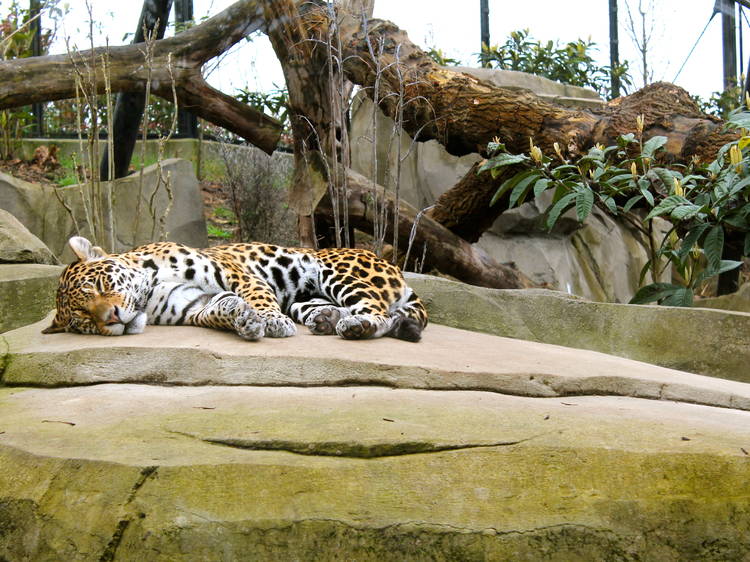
<box><xmin>0</xmin><ymin>0</ymin><xmax>282</xmax><ymax>154</ymax></box>
<box><xmin>316</xmin><ymin>169</ymin><xmax>533</xmax><ymax>289</ymax></box>
<box><xmin>336</xmin><ymin>16</ymin><xmax>740</xmax><ymax>244</ymax></box>
<box><xmin>339</xmin><ymin>18</ymin><xmax>737</xmax><ymax>163</ymax></box>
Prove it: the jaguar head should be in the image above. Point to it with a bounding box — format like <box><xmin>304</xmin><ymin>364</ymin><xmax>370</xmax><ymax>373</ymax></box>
<box><xmin>42</xmin><ymin>237</ymin><xmax>150</xmax><ymax>336</ymax></box>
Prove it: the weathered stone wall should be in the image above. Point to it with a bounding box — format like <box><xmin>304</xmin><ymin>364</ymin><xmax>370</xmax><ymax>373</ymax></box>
<box><xmin>0</xmin><ymin>158</ymin><xmax>207</xmax><ymax>262</ymax></box>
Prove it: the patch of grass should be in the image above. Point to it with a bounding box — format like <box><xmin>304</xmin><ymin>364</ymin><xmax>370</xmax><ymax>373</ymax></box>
<box><xmin>129</xmin><ymin>154</ymin><xmax>160</xmax><ymax>170</ymax></box>
<box><xmin>199</xmin><ymin>157</ymin><xmax>227</xmax><ymax>183</ymax></box>
<box><xmin>207</xmin><ymin>224</ymin><xmax>232</xmax><ymax>240</ymax></box>
<box><xmin>213</xmin><ymin>206</ymin><xmax>236</xmax><ymax>221</ymax></box>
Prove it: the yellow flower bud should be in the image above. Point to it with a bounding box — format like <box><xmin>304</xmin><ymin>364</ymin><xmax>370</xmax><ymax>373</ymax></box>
<box><xmin>730</xmin><ymin>144</ymin><xmax>742</xmax><ymax>172</ymax></box>
<box><xmin>530</xmin><ymin>145</ymin><xmax>543</xmax><ymax>164</ymax></box>
<box><xmin>691</xmin><ymin>245</ymin><xmax>701</xmax><ymax>261</ymax></box>
<box><xmin>553</xmin><ymin>142</ymin><xmax>564</xmax><ymax>160</ymax></box>
<box><xmin>630</xmin><ymin>161</ymin><xmax>638</xmax><ymax>177</ymax></box>
<box><xmin>636</xmin><ymin>114</ymin><xmax>645</xmax><ymax>134</ymax></box>
<box><xmin>673</xmin><ymin>177</ymin><xmax>684</xmax><ymax>196</ymax></box>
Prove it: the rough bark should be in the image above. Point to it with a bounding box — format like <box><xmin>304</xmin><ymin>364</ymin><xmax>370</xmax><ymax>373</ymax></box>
<box><xmin>339</xmin><ymin>18</ymin><xmax>737</xmax><ymax>163</ymax></box>
<box><xmin>263</xmin><ymin>0</ymin><xmax>336</xmax><ymax>246</ymax></box>
<box><xmin>316</xmin><ymin>169</ymin><xmax>532</xmax><ymax>289</ymax></box>
<box><xmin>0</xmin><ymin>0</ymin><xmax>282</xmax><ymax>154</ymax></box>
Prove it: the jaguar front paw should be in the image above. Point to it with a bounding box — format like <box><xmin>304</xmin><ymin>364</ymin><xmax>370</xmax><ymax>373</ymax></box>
<box><xmin>263</xmin><ymin>313</ymin><xmax>297</xmax><ymax>338</ymax></box>
<box><xmin>234</xmin><ymin>306</ymin><xmax>265</xmax><ymax>341</ymax></box>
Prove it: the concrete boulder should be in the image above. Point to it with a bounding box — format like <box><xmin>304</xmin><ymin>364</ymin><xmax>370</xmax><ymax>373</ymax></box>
<box><xmin>0</xmin><ymin>158</ymin><xmax>207</xmax><ymax>262</ymax></box>
<box><xmin>406</xmin><ymin>273</ymin><xmax>750</xmax><ymax>383</ymax></box>
<box><xmin>0</xmin><ymin>207</ymin><xmax>58</xmax><ymax>264</ymax></box>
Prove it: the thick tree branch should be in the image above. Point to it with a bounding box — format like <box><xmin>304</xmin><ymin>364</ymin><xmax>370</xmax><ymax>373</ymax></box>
<box><xmin>0</xmin><ymin>0</ymin><xmax>282</xmax><ymax>153</ymax></box>
<box><xmin>316</xmin><ymin>169</ymin><xmax>533</xmax><ymax>289</ymax></box>
<box><xmin>339</xmin><ymin>18</ymin><xmax>738</xmax><ymax>163</ymax></box>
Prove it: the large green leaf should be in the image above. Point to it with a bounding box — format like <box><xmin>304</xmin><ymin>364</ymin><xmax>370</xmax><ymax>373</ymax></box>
<box><xmin>660</xmin><ymin>287</ymin><xmax>694</xmax><ymax>307</ymax></box>
<box><xmin>677</xmin><ymin>223</ymin><xmax>710</xmax><ymax>259</ymax></box>
<box><xmin>575</xmin><ymin>188</ymin><xmax>595</xmax><ymax>222</ymax></box>
<box><xmin>640</xmin><ymin>185</ymin><xmax>655</xmax><ymax>207</ymax></box>
<box><xmin>478</xmin><ymin>153</ymin><xmax>528</xmax><ymax>174</ymax></box>
<box><xmin>599</xmin><ymin>194</ymin><xmax>618</xmax><ymax>214</ymax></box>
<box><xmin>533</xmin><ymin>178</ymin><xmax>551</xmax><ymax>198</ymax></box>
<box><xmin>546</xmin><ymin>192</ymin><xmax>577</xmax><ymax>229</ymax></box>
<box><xmin>508</xmin><ymin>172</ymin><xmax>541</xmax><ymax>208</ymax></box>
<box><xmin>490</xmin><ymin>170</ymin><xmax>535</xmax><ymax>206</ymax></box>
<box><xmin>726</xmin><ymin>175</ymin><xmax>750</xmax><ymax>198</ymax></box>
<box><xmin>694</xmin><ymin>260</ymin><xmax>743</xmax><ymax>286</ymax></box>
<box><xmin>629</xmin><ymin>282</ymin><xmax>685</xmax><ymax>305</ymax></box>
<box><xmin>726</xmin><ymin>110</ymin><xmax>750</xmax><ymax>131</ymax></box>
<box><xmin>641</xmin><ymin>136</ymin><xmax>668</xmax><ymax>158</ymax></box>
<box><xmin>703</xmin><ymin>225</ymin><xmax>724</xmax><ymax>271</ymax></box>
<box><xmin>623</xmin><ymin>195</ymin><xmax>643</xmax><ymax>213</ymax></box>
<box><xmin>644</xmin><ymin>195</ymin><xmax>690</xmax><ymax>220</ymax></box>
<box><xmin>669</xmin><ymin>204</ymin><xmax>703</xmax><ymax>221</ymax></box>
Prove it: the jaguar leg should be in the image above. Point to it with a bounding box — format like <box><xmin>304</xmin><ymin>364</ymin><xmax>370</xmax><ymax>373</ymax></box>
<box><xmin>289</xmin><ymin>298</ymin><xmax>351</xmax><ymax>335</ymax></box>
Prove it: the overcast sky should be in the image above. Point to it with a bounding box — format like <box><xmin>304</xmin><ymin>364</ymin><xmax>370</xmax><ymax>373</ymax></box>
<box><xmin>48</xmin><ymin>0</ymin><xmax>741</xmax><ymax>101</ymax></box>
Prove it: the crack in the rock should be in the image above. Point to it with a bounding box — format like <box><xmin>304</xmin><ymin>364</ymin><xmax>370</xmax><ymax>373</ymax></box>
<box><xmin>167</xmin><ymin>430</ymin><xmax>550</xmax><ymax>459</ymax></box>
<box><xmin>1</xmin><ymin>377</ymin><xmax>747</xmax><ymax>414</ymax></box>
<box><xmin>0</xmin><ymin>335</ymin><xmax>10</xmax><ymax>383</ymax></box>
<box><xmin>99</xmin><ymin>465</ymin><xmax>158</xmax><ymax>562</ymax></box>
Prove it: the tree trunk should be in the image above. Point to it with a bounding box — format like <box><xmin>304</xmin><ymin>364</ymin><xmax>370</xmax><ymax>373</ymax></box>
<box><xmin>0</xmin><ymin>0</ymin><xmax>282</xmax><ymax>154</ymax></box>
<box><xmin>100</xmin><ymin>0</ymin><xmax>173</xmax><ymax>180</ymax></box>
<box><xmin>316</xmin><ymin>169</ymin><xmax>532</xmax><ymax>289</ymax></box>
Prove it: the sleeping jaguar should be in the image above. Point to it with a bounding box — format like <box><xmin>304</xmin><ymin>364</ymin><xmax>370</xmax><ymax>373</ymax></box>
<box><xmin>42</xmin><ymin>236</ymin><xmax>428</xmax><ymax>342</ymax></box>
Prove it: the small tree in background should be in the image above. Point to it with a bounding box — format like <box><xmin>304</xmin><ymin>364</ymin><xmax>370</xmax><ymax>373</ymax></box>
<box><xmin>478</xmin><ymin>29</ymin><xmax>632</xmax><ymax>100</ymax></box>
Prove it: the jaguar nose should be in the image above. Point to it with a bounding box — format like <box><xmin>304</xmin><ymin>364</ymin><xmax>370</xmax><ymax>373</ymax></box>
<box><xmin>104</xmin><ymin>306</ymin><xmax>121</xmax><ymax>325</ymax></box>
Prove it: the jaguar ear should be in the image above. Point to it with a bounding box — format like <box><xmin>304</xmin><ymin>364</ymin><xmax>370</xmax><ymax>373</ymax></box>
<box><xmin>42</xmin><ymin>315</ymin><xmax>67</xmax><ymax>334</ymax></box>
<box><xmin>69</xmin><ymin>236</ymin><xmax>107</xmax><ymax>262</ymax></box>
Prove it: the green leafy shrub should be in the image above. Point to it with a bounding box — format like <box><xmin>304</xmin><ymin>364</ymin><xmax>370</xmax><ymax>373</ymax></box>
<box><xmin>481</xmin><ymin>111</ymin><xmax>750</xmax><ymax>306</ymax></box>
<box><xmin>478</xmin><ymin>29</ymin><xmax>632</xmax><ymax>100</ymax></box>
<box><xmin>426</xmin><ymin>47</ymin><xmax>461</xmax><ymax>66</ymax></box>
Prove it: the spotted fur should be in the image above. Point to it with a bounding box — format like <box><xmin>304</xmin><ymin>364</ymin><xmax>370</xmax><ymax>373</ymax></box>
<box><xmin>43</xmin><ymin>236</ymin><xmax>428</xmax><ymax>342</ymax></box>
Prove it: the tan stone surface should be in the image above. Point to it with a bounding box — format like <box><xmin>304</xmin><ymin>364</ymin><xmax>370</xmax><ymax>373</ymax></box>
<box><xmin>3</xmin><ymin>315</ymin><xmax>750</xmax><ymax>411</ymax></box>
<box><xmin>407</xmin><ymin>274</ymin><xmax>750</xmax><ymax>383</ymax></box>
<box><xmin>0</xmin><ymin>264</ymin><xmax>62</xmax><ymax>333</ymax></box>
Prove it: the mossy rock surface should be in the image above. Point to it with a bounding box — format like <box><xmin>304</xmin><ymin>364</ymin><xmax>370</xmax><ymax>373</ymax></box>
<box><xmin>1</xmin><ymin>275</ymin><xmax>750</xmax><ymax>560</ymax></box>
<box><xmin>0</xmin><ymin>384</ymin><xmax>749</xmax><ymax>561</ymax></box>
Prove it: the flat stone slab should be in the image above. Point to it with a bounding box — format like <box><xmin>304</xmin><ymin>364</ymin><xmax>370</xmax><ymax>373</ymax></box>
<box><xmin>406</xmin><ymin>274</ymin><xmax>750</xmax><ymax>382</ymax></box>
<box><xmin>1</xmin><ymin>384</ymin><xmax>749</xmax><ymax>560</ymax></box>
<box><xmin>3</xmin><ymin>317</ymin><xmax>750</xmax><ymax>411</ymax></box>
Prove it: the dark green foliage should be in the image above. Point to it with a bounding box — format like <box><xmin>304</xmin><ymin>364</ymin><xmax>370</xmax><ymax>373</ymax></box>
<box><xmin>482</xmin><ymin>108</ymin><xmax>750</xmax><ymax>306</ymax></box>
